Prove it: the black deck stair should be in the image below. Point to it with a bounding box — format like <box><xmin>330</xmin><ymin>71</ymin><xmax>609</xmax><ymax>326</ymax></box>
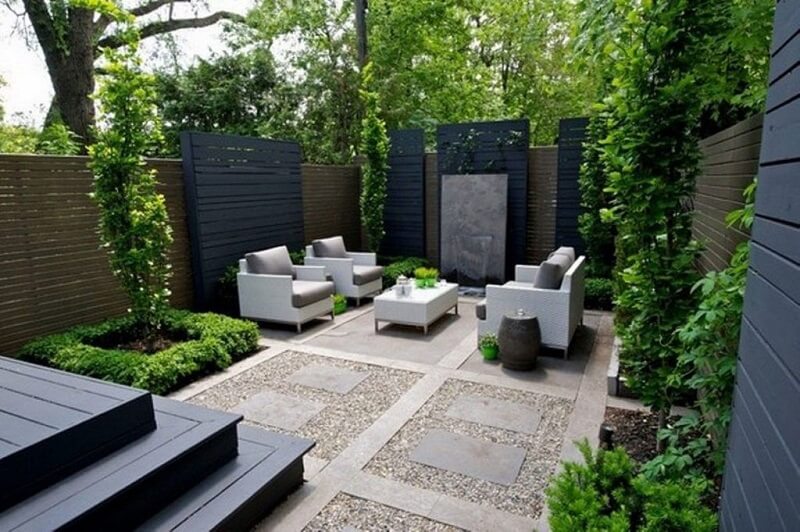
<box><xmin>0</xmin><ymin>357</ymin><xmax>314</xmax><ymax>531</ymax></box>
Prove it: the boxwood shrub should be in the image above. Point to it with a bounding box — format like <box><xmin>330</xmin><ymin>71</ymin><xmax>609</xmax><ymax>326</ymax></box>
<box><xmin>18</xmin><ymin>309</ymin><xmax>259</xmax><ymax>395</ymax></box>
<box><xmin>585</xmin><ymin>277</ymin><xmax>614</xmax><ymax>311</ymax></box>
<box><xmin>380</xmin><ymin>256</ymin><xmax>430</xmax><ymax>287</ymax></box>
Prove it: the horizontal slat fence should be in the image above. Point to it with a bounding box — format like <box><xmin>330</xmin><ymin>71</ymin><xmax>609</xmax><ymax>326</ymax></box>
<box><xmin>693</xmin><ymin>113</ymin><xmax>762</xmax><ymax>272</ymax></box>
<box><xmin>528</xmin><ymin>147</ymin><xmax>558</xmax><ymax>263</ymax></box>
<box><xmin>301</xmin><ymin>164</ymin><xmax>362</xmax><ymax>248</ymax></box>
<box><xmin>0</xmin><ymin>155</ymin><xmax>193</xmax><ymax>355</ymax></box>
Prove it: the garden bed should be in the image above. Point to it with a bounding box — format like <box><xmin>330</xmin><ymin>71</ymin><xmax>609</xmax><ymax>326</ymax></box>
<box><xmin>18</xmin><ymin>309</ymin><xmax>260</xmax><ymax>395</ymax></box>
<box><xmin>604</xmin><ymin>406</ymin><xmax>678</xmax><ymax>463</ymax></box>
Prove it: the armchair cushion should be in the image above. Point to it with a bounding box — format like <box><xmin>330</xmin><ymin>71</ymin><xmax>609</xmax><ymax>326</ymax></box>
<box><xmin>549</xmin><ymin>246</ymin><xmax>576</xmax><ymax>264</ymax></box>
<box><xmin>534</xmin><ymin>256</ymin><xmax>569</xmax><ymax>289</ymax></box>
<box><xmin>353</xmin><ymin>265</ymin><xmax>383</xmax><ymax>285</ymax></box>
<box><xmin>291</xmin><ymin>280</ymin><xmax>334</xmax><ymax>307</ymax></box>
<box><xmin>246</xmin><ymin>246</ymin><xmax>294</xmax><ymax>277</ymax></box>
<box><xmin>312</xmin><ymin>236</ymin><xmax>347</xmax><ymax>258</ymax></box>
<box><xmin>476</xmin><ymin>299</ymin><xmax>487</xmax><ymax>320</ymax></box>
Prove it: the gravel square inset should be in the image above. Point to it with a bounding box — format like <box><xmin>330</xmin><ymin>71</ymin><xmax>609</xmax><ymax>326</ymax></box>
<box><xmin>304</xmin><ymin>493</ymin><xmax>463</xmax><ymax>532</ymax></box>
<box><xmin>365</xmin><ymin>378</ymin><xmax>573</xmax><ymax>519</ymax></box>
<box><xmin>188</xmin><ymin>350</ymin><xmax>421</xmax><ymax>460</ymax></box>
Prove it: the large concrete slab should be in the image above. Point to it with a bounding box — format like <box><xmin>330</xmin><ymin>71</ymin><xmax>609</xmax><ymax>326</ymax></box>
<box><xmin>441</xmin><ymin>174</ymin><xmax>508</xmax><ymax>286</ymax></box>
<box><xmin>233</xmin><ymin>391</ymin><xmax>325</xmax><ymax>431</ymax></box>
<box><xmin>409</xmin><ymin>429</ymin><xmax>526</xmax><ymax>486</ymax></box>
<box><xmin>306</xmin><ymin>304</ymin><xmax>477</xmax><ymax>365</ymax></box>
<box><xmin>287</xmin><ymin>364</ymin><xmax>369</xmax><ymax>394</ymax></box>
<box><xmin>445</xmin><ymin>394</ymin><xmax>541</xmax><ymax>434</ymax></box>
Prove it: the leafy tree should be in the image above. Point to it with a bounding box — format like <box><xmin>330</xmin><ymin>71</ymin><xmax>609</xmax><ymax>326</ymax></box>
<box><xmin>88</xmin><ymin>5</ymin><xmax>172</xmax><ymax>339</ymax></box>
<box><xmin>9</xmin><ymin>0</ymin><xmax>244</xmax><ymax>147</ymax></box>
<box><xmin>153</xmin><ymin>47</ymin><xmax>300</xmax><ymax>156</ymax></box>
<box><xmin>358</xmin><ymin>63</ymin><xmax>389</xmax><ymax>252</ymax></box>
<box><xmin>601</xmin><ymin>0</ymin><xmax>721</xmax><ymax>439</ymax></box>
<box><xmin>37</xmin><ymin>122</ymin><xmax>81</xmax><ymax>154</ymax></box>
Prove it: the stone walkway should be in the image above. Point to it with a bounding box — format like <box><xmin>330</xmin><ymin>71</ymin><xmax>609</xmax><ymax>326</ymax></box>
<box><xmin>170</xmin><ymin>301</ymin><xmax>615</xmax><ymax>531</ymax></box>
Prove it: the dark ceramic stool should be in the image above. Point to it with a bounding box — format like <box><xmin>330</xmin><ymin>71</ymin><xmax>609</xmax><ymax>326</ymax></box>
<box><xmin>498</xmin><ymin>310</ymin><xmax>541</xmax><ymax>371</ymax></box>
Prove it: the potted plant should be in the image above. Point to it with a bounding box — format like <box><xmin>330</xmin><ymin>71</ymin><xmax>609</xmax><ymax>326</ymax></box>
<box><xmin>479</xmin><ymin>333</ymin><xmax>499</xmax><ymax>360</ymax></box>
<box><xmin>425</xmin><ymin>267</ymin><xmax>440</xmax><ymax>287</ymax></box>
<box><xmin>332</xmin><ymin>294</ymin><xmax>348</xmax><ymax>315</ymax></box>
<box><xmin>414</xmin><ymin>267</ymin><xmax>431</xmax><ymax>288</ymax></box>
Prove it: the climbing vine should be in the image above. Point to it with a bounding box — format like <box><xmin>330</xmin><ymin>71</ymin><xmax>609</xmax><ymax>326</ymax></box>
<box><xmin>359</xmin><ymin>62</ymin><xmax>390</xmax><ymax>252</ymax></box>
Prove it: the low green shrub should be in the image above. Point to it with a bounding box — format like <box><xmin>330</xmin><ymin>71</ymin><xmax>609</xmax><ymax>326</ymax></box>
<box><xmin>215</xmin><ymin>264</ymin><xmax>240</xmax><ymax>315</ymax></box>
<box><xmin>289</xmin><ymin>249</ymin><xmax>305</xmax><ymax>265</ymax></box>
<box><xmin>546</xmin><ymin>440</ymin><xmax>717</xmax><ymax>532</ymax></box>
<box><xmin>585</xmin><ymin>277</ymin><xmax>614</xmax><ymax>310</ymax></box>
<box><xmin>381</xmin><ymin>256</ymin><xmax>430</xmax><ymax>287</ymax></box>
<box><xmin>19</xmin><ymin>309</ymin><xmax>259</xmax><ymax>395</ymax></box>
<box><xmin>332</xmin><ymin>293</ymin><xmax>348</xmax><ymax>315</ymax></box>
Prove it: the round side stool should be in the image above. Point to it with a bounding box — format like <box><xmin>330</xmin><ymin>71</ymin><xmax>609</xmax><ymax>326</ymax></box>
<box><xmin>498</xmin><ymin>309</ymin><xmax>541</xmax><ymax>371</ymax></box>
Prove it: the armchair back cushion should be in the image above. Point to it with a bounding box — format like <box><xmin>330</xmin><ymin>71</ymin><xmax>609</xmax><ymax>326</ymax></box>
<box><xmin>549</xmin><ymin>246</ymin><xmax>576</xmax><ymax>264</ymax></box>
<box><xmin>246</xmin><ymin>246</ymin><xmax>294</xmax><ymax>277</ymax></box>
<box><xmin>312</xmin><ymin>236</ymin><xmax>347</xmax><ymax>258</ymax></box>
<box><xmin>533</xmin><ymin>254</ymin><xmax>571</xmax><ymax>289</ymax></box>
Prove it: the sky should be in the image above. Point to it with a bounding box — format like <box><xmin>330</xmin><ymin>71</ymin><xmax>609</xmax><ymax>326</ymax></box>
<box><xmin>0</xmin><ymin>1</ymin><xmax>254</xmax><ymax>127</ymax></box>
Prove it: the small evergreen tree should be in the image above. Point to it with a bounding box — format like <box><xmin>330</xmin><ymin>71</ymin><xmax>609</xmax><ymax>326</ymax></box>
<box><xmin>358</xmin><ymin>62</ymin><xmax>390</xmax><ymax>252</ymax></box>
<box><xmin>88</xmin><ymin>9</ymin><xmax>173</xmax><ymax>339</ymax></box>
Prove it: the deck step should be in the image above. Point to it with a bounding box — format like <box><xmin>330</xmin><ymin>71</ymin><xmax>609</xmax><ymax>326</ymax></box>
<box><xmin>140</xmin><ymin>425</ymin><xmax>315</xmax><ymax>531</ymax></box>
<box><xmin>0</xmin><ymin>397</ymin><xmax>240</xmax><ymax>531</ymax></box>
<box><xmin>0</xmin><ymin>357</ymin><xmax>155</xmax><ymax>511</ymax></box>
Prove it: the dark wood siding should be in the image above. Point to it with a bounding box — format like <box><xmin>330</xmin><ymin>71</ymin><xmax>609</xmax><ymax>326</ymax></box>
<box><xmin>301</xmin><ymin>164</ymin><xmax>361</xmax><ymax>249</ymax></box>
<box><xmin>424</xmin><ymin>153</ymin><xmax>440</xmax><ymax>266</ymax></box>
<box><xmin>720</xmin><ymin>2</ymin><xmax>800</xmax><ymax>529</ymax></box>
<box><xmin>436</xmin><ymin>120</ymin><xmax>530</xmax><ymax>276</ymax></box>
<box><xmin>383</xmin><ymin>129</ymin><xmax>425</xmax><ymax>257</ymax></box>
<box><xmin>180</xmin><ymin>132</ymin><xmax>304</xmax><ymax>308</ymax></box>
<box><xmin>555</xmin><ymin>118</ymin><xmax>588</xmax><ymax>255</ymax></box>
<box><xmin>528</xmin><ymin>146</ymin><xmax>558</xmax><ymax>263</ymax></box>
<box><xmin>694</xmin><ymin>114</ymin><xmax>762</xmax><ymax>273</ymax></box>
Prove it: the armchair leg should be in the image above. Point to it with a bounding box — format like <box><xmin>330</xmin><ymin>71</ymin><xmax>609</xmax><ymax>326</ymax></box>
<box><xmin>296</xmin><ymin>323</ymin><xmax>302</xmax><ymax>333</ymax></box>
<box><xmin>356</xmin><ymin>297</ymin><xmax>361</xmax><ymax>307</ymax></box>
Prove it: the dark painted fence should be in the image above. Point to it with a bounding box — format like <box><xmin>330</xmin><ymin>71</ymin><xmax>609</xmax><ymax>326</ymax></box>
<box><xmin>383</xmin><ymin>129</ymin><xmax>426</xmax><ymax>257</ymax></box>
<box><xmin>555</xmin><ymin>118</ymin><xmax>588</xmax><ymax>256</ymax></box>
<box><xmin>181</xmin><ymin>132</ymin><xmax>304</xmax><ymax>308</ymax></box>
<box><xmin>694</xmin><ymin>114</ymin><xmax>762</xmax><ymax>273</ymax></box>
<box><xmin>528</xmin><ymin>147</ymin><xmax>559</xmax><ymax>263</ymax></box>
<box><xmin>436</xmin><ymin>119</ymin><xmax>530</xmax><ymax>277</ymax></box>
<box><xmin>720</xmin><ymin>2</ymin><xmax>800</xmax><ymax>529</ymax></box>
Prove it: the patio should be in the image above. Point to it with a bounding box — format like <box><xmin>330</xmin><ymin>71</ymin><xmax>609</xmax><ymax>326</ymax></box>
<box><xmin>170</xmin><ymin>301</ymin><xmax>615</xmax><ymax>530</ymax></box>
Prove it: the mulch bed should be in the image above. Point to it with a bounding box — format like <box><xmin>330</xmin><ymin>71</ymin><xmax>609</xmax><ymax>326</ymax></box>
<box><xmin>603</xmin><ymin>407</ymin><xmax>677</xmax><ymax>464</ymax></box>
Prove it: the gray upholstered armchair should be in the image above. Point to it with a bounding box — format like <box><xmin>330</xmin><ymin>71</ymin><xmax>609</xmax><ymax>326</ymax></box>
<box><xmin>237</xmin><ymin>246</ymin><xmax>335</xmax><ymax>332</ymax></box>
<box><xmin>304</xmin><ymin>236</ymin><xmax>383</xmax><ymax>305</ymax></box>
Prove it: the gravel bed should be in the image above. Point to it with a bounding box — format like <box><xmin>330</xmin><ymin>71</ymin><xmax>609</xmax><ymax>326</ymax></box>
<box><xmin>365</xmin><ymin>378</ymin><xmax>573</xmax><ymax>519</ymax></box>
<box><xmin>189</xmin><ymin>350</ymin><xmax>421</xmax><ymax>460</ymax></box>
<box><xmin>304</xmin><ymin>493</ymin><xmax>462</xmax><ymax>532</ymax></box>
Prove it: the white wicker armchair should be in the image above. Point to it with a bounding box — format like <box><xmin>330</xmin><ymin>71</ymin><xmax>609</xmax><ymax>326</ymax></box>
<box><xmin>304</xmin><ymin>236</ymin><xmax>383</xmax><ymax>305</ymax></box>
<box><xmin>477</xmin><ymin>256</ymin><xmax>586</xmax><ymax>358</ymax></box>
<box><xmin>237</xmin><ymin>247</ymin><xmax>335</xmax><ymax>332</ymax></box>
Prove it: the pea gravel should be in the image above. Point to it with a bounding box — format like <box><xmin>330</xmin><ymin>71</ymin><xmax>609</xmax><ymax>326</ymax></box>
<box><xmin>189</xmin><ymin>350</ymin><xmax>421</xmax><ymax>460</ymax></box>
<box><xmin>364</xmin><ymin>378</ymin><xmax>573</xmax><ymax>519</ymax></box>
<box><xmin>304</xmin><ymin>493</ymin><xmax>463</xmax><ymax>532</ymax></box>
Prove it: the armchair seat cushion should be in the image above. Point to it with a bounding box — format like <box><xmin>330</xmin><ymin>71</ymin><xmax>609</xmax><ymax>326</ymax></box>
<box><xmin>292</xmin><ymin>280</ymin><xmax>334</xmax><ymax>308</ymax></box>
<box><xmin>476</xmin><ymin>299</ymin><xmax>487</xmax><ymax>320</ymax></box>
<box><xmin>352</xmin><ymin>265</ymin><xmax>383</xmax><ymax>285</ymax></box>
<box><xmin>246</xmin><ymin>247</ymin><xmax>294</xmax><ymax>277</ymax></box>
<box><xmin>312</xmin><ymin>236</ymin><xmax>347</xmax><ymax>258</ymax></box>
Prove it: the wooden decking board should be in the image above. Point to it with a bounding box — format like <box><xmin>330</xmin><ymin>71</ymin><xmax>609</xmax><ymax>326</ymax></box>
<box><xmin>0</xmin><ymin>357</ymin><xmax>156</xmax><ymax>511</ymax></box>
<box><xmin>0</xmin><ymin>397</ymin><xmax>241</xmax><ymax>531</ymax></box>
<box><xmin>140</xmin><ymin>425</ymin><xmax>315</xmax><ymax>531</ymax></box>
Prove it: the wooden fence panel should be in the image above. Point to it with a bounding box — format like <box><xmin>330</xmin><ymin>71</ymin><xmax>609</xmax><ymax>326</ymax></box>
<box><xmin>301</xmin><ymin>164</ymin><xmax>362</xmax><ymax>249</ymax></box>
<box><xmin>555</xmin><ymin>118</ymin><xmax>588</xmax><ymax>255</ymax></box>
<box><xmin>0</xmin><ymin>155</ymin><xmax>192</xmax><ymax>355</ymax></box>
<box><xmin>424</xmin><ymin>153</ymin><xmax>440</xmax><ymax>266</ymax></box>
<box><xmin>180</xmin><ymin>132</ymin><xmax>304</xmax><ymax>308</ymax></box>
<box><xmin>528</xmin><ymin>147</ymin><xmax>558</xmax><ymax>263</ymax></box>
<box><xmin>694</xmin><ymin>114</ymin><xmax>762</xmax><ymax>273</ymax></box>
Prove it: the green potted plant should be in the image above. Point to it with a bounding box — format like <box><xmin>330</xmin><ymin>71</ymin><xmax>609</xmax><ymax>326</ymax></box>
<box><xmin>332</xmin><ymin>293</ymin><xmax>348</xmax><ymax>315</ymax></box>
<box><xmin>425</xmin><ymin>267</ymin><xmax>440</xmax><ymax>287</ymax></box>
<box><xmin>479</xmin><ymin>333</ymin><xmax>499</xmax><ymax>360</ymax></box>
<box><xmin>414</xmin><ymin>267</ymin><xmax>430</xmax><ymax>288</ymax></box>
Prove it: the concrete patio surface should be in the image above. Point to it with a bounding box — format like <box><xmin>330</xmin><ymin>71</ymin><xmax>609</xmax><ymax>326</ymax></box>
<box><xmin>169</xmin><ymin>300</ymin><xmax>615</xmax><ymax>531</ymax></box>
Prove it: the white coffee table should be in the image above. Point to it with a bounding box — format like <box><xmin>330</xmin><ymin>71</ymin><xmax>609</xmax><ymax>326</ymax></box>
<box><xmin>374</xmin><ymin>282</ymin><xmax>459</xmax><ymax>334</ymax></box>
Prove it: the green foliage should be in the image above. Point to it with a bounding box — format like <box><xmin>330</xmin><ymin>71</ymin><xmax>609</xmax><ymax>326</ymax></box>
<box><xmin>153</xmin><ymin>47</ymin><xmax>300</xmax><ymax>157</ymax></box>
<box><xmin>359</xmin><ymin>63</ymin><xmax>390</xmax><ymax>253</ymax></box>
<box><xmin>381</xmin><ymin>256</ymin><xmax>430</xmax><ymax>287</ymax></box>
<box><xmin>599</xmin><ymin>0</ymin><xmax>720</xmax><ymax>417</ymax></box>
<box><xmin>0</xmin><ymin>123</ymin><xmax>39</xmax><ymax>154</ymax></box>
<box><xmin>546</xmin><ymin>440</ymin><xmax>717</xmax><ymax>532</ymax></box>
<box><xmin>578</xmin><ymin>115</ymin><xmax>615</xmax><ymax>278</ymax></box>
<box><xmin>649</xmin><ymin>180</ymin><xmax>757</xmax><ymax>480</ymax></box>
<box><xmin>332</xmin><ymin>293</ymin><xmax>348</xmax><ymax>315</ymax></box>
<box><xmin>215</xmin><ymin>264</ymin><xmax>240</xmax><ymax>315</ymax></box>
<box><xmin>18</xmin><ymin>309</ymin><xmax>259</xmax><ymax>395</ymax></box>
<box><xmin>89</xmin><ymin>29</ymin><xmax>173</xmax><ymax>336</ymax></box>
<box><xmin>478</xmin><ymin>333</ymin><xmax>498</xmax><ymax>350</ymax></box>
<box><xmin>37</xmin><ymin>122</ymin><xmax>81</xmax><ymax>155</ymax></box>
<box><xmin>413</xmin><ymin>267</ymin><xmax>438</xmax><ymax>280</ymax></box>
<box><xmin>585</xmin><ymin>277</ymin><xmax>614</xmax><ymax>311</ymax></box>
<box><xmin>289</xmin><ymin>249</ymin><xmax>306</xmax><ymax>265</ymax></box>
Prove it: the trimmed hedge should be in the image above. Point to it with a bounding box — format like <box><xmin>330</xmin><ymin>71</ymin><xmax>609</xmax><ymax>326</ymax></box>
<box><xmin>585</xmin><ymin>277</ymin><xmax>614</xmax><ymax>311</ymax></box>
<box><xmin>18</xmin><ymin>309</ymin><xmax>259</xmax><ymax>395</ymax></box>
<box><xmin>380</xmin><ymin>256</ymin><xmax>430</xmax><ymax>287</ymax></box>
